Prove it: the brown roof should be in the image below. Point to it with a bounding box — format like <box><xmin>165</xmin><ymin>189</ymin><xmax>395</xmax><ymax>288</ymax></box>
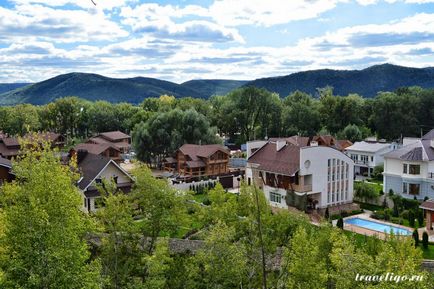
<box><xmin>99</xmin><ymin>131</ymin><xmax>130</xmax><ymax>141</ymax></box>
<box><xmin>248</xmin><ymin>141</ymin><xmax>300</xmax><ymax>176</ymax></box>
<box><xmin>75</xmin><ymin>143</ymin><xmax>119</xmax><ymax>155</ymax></box>
<box><xmin>164</xmin><ymin>157</ymin><xmax>177</xmax><ymax>163</ymax></box>
<box><xmin>25</xmin><ymin>132</ymin><xmax>63</xmax><ymax>143</ymax></box>
<box><xmin>337</xmin><ymin>139</ymin><xmax>353</xmax><ymax>149</ymax></box>
<box><xmin>88</xmin><ymin>136</ymin><xmax>130</xmax><ymax>150</ymax></box>
<box><xmin>186</xmin><ymin>160</ymin><xmax>206</xmax><ymax>168</ymax></box>
<box><xmin>269</xmin><ymin>136</ymin><xmax>310</xmax><ymax>147</ymax></box>
<box><xmin>420</xmin><ymin>200</ymin><xmax>434</xmax><ymax>211</ymax></box>
<box><xmin>0</xmin><ymin>156</ymin><xmax>12</xmax><ymax>168</ymax></box>
<box><xmin>0</xmin><ymin>142</ymin><xmax>20</xmax><ymax>158</ymax></box>
<box><xmin>2</xmin><ymin>137</ymin><xmax>20</xmax><ymax>147</ymax></box>
<box><xmin>178</xmin><ymin>144</ymin><xmax>229</xmax><ymax>161</ymax></box>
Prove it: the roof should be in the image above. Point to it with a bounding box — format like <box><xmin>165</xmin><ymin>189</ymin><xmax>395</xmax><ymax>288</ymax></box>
<box><xmin>24</xmin><ymin>132</ymin><xmax>63</xmax><ymax>143</ymax></box>
<box><xmin>0</xmin><ymin>156</ymin><xmax>12</xmax><ymax>168</ymax></box>
<box><xmin>77</xmin><ymin>153</ymin><xmax>112</xmax><ymax>190</ymax></box>
<box><xmin>186</xmin><ymin>160</ymin><xmax>206</xmax><ymax>168</ymax></box>
<box><xmin>178</xmin><ymin>144</ymin><xmax>229</xmax><ymax>161</ymax></box>
<box><xmin>269</xmin><ymin>136</ymin><xmax>310</xmax><ymax>147</ymax></box>
<box><xmin>337</xmin><ymin>140</ymin><xmax>353</xmax><ymax>149</ymax></box>
<box><xmin>384</xmin><ymin>139</ymin><xmax>434</xmax><ymax>161</ymax></box>
<box><xmin>0</xmin><ymin>142</ymin><xmax>20</xmax><ymax>157</ymax></box>
<box><xmin>164</xmin><ymin>157</ymin><xmax>177</xmax><ymax>163</ymax></box>
<box><xmin>99</xmin><ymin>131</ymin><xmax>130</xmax><ymax>141</ymax></box>
<box><xmin>75</xmin><ymin>143</ymin><xmax>119</xmax><ymax>155</ymax></box>
<box><xmin>420</xmin><ymin>200</ymin><xmax>434</xmax><ymax>211</ymax></box>
<box><xmin>422</xmin><ymin>129</ymin><xmax>434</xmax><ymax>141</ymax></box>
<box><xmin>2</xmin><ymin>137</ymin><xmax>19</xmax><ymax>147</ymax></box>
<box><xmin>345</xmin><ymin>141</ymin><xmax>392</xmax><ymax>153</ymax></box>
<box><xmin>248</xmin><ymin>141</ymin><xmax>301</xmax><ymax>176</ymax></box>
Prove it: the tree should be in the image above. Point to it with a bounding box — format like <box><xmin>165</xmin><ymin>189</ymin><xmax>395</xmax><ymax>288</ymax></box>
<box><xmin>422</xmin><ymin>232</ymin><xmax>429</xmax><ymax>249</ymax></box>
<box><xmin>132</xmin><ymin>109</ymin><xmax>219</xmax><ymax>165</ymax></box>
<box><xmin>413</xmin><ymin>229</ymin><xmax>419</xmax><ymax>247</ymax></box>
<box><xmin>282</xmin><ymin>226</ymin><xmax>328</xmax><ymax>289</ymax></box>
<box><xmin>281</xmin><ymin>91</ymin><xmax>321</xmax><ymax>136</ymax></box>
<box><xmin>96</xmin><ymin>188</ymin><xmax>142</xmax><ymax>289</ymax></box>
<box><xmin>417</xmin><ymin>209</ymin><xmax>424</xmax><ymax>228</ymax></box>
<box><xmin>0</xmin><ymin>139</ymin><xmax>100</xmax><ymax>288</ymax></box>
<box><xmin>337</xmin><ymin>217</ymin><xmax>344</xmax><ymax>229</ymax></box>
<box><xmin>130</xmin><ymin>165</ymin><xmax>188</xmax><ymax>254</ymax></box>
<box><xmin>408</xmin><ymin>210</ymin><xmax>415</xmax><ymax>227</ymax></box>
<box><xmin>339</xmin><ymin>124</ymin><xmax>363</xmax><ymax>142</ymax></box>
<box><xmin>186</xmin><ymin>222</ymin><xmax>248</xmax><ymax>289</ymax></box>
<box><xmin>354</xmin><ymin>181</ymin><xmax>379</xmax><ymax>202</ymax></box>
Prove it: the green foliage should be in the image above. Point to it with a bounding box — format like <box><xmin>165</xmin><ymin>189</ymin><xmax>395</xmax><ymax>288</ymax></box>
<box><xmin>0</xmin><ymin>139</ymin><xmax>100</xmax><ymax>288</ymax></box>
<box><xmin>132</xmin><ymin>108</ymin><xmax>219</xmax><ymax>164</ymax></box>
<box><xmin>354</xmin><ymin>181</ymin><xmax>380</xmax><ymax>202</ymax></box>
<box><xmin>408</xmin><ymin>210</ymin><xmax>416</xmax><ymax>228</ymax></box>
<box><xmin>338</xmin><ymin>123</ymin><xmax>363</xmax><ymax>142</ymax></box>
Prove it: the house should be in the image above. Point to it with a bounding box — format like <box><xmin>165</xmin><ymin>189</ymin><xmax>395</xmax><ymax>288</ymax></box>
<box><xmin>163</xmin><ymin>144</ymin><xmax>230</xmax><ymax>177</ymax></box>
<box><xmin>246</xmin><ymin>137</ymin><xmax>354</xmax><ymax>211</ymax></box>
<box><xmin>383</xmin><ymin>129</ymin><xmax>434</xmax><ymax>199</ymax></box>
<box><xmin>87</xmin><ymin>131</ymin><xmax>131</xmax><ymax>153</ymax></box>
<box><xmin>73</xmin><ymin>143</ymin><xmax>122</xmax><ymax>162</ymax></box>
<box><xmin>73</xmin><ymin>150</ymin><xmax>134</xmax><ymax>213</ymax></box>
<box><xmin>345</xmin><ymin>140</ymin><xmax>398</xmax><ymax>177</ymax></box>
<box><xmin>0</xmin><ymin>132</ymin><xmax>65</xmax><ymax>159</ymax></box>
<box><xmin>0</xmin><ymin>156</ymin><xmax>14</xmax><ymax>184</ymax></box>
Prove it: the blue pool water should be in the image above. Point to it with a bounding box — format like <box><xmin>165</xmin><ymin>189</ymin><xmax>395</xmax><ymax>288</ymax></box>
<box><xmin>344</xmin><ymin>217</ymin><xmax>412</xmax><ymax>235</ymax></box>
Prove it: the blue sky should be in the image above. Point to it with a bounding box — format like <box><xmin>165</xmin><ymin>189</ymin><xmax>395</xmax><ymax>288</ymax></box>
<box><xmin>1</xmin><ymin>0</ymin><xmax>434</xmax><ymax>83</ymax></box>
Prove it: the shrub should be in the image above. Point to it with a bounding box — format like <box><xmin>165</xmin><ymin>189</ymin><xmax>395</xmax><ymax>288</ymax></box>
<box><xmin>202</xmin><ymin>196</ymin><xmax>211</xmax><ymax>206</ymax></box>
<box><xmin>384</xmin><ymin>208</ymin><xmax>392</xmax><ymax>221</ymax></box>
<box><xmin>389</xmin><ymin>189</ymin><xmax>394</xmax><ymax>196</ymax></box>
<box><xmin>337</xmin><ymin>217</ymin><xmax>344</xmax><ymax>229</ymax></box>
<box><xmin>371</xmin><ymin>210</ymin><xmax>385</xmax><ymax>220</ymax></box>
<box><xmin>324</xmin><ymin>207</ymin><xmax>329</xmax><ymax>220</ymax></box>
<box><xmin>413</xmin><ymin>229</ymin><xmax>419</xmax><ymax>247</ymax></box>
<box><xmin>340</xmin><ymin>211</ymin><xmax>349</xmax><ymax>218</ymax></box>
<box><xmin>422</xmin><ymin>232</ymin><xmax>429</xmax><ymax>249</ymax></box>
<box><xmin>372</xmin><ymin>164</ymin><xmax>384</xmax><ymax>181</ymax></box>
<box><xmin>400</xmin><ymin>210</ymin><xmax>409</xmax><ymax>220</ymax></box>
<box><xmin>354</xmin><ymin>181</ymin><xmax>380</xmax><ymax>202</ymax></box>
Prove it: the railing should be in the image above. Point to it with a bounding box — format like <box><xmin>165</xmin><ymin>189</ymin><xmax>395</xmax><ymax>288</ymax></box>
<box><xmin>353</xmin><ymin>160</ymin><xmax>369</xmax><ymax>165</ymax></box>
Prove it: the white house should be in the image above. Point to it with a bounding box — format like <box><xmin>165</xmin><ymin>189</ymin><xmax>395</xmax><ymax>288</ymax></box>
<box><xmin>383</xmin><ymin>129</ymin><xmax>434</xmax><ymax>200</ymax></box>
<box><xmin>246</xmin><ymin>136</ymin><xmax>354</xmax><ymax>211</ymax></box>
<box><xmin>345</xmin><ymin>141</ymin><xmax>398</xmax><ymax>177</ymax></box>
<box><xmin>75</xmin><ymin>150</ymin><xmax>134</xmax><ymax>212</ymax></box>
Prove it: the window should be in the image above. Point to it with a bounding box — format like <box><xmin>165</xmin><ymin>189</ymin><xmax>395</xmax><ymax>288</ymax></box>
<box><xmin>328</xmin><ymin>159</ymin><xmax>331</xmax><ymax>168</ymax></box>
<box><xmin>409</xmin><ymin>183</ymin><xmax>420</xmax><ymax>195</ymax></box>
<box><xmin>371</xmin><ymin>156</ymin><xmax>374</xmax><ymax>162</ymax></box>
<box><xmin>269</xmin><ymin>192</ymin><xmax>281</xmax><ymax>203</ymax></box>
<box><xmin>409</xmin><ymin>165</ymin><xmax>420</xmax><ymax>175</ymax></box>
<box><xmin>95</xmin><ymin>178</ymin><xmax>102</xmax><ymax>184</ymax></box>
<box><xmin>403</xmin><ymin>164</ymin><xmax>408</xmax><ymax>174</ymax></box>
<box><xmin>403</xmin><ymin>182</ymin><xmax>408</xmax><ymax>194</ymax></box>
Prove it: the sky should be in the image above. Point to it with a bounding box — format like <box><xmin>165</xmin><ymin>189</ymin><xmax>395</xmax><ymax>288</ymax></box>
<box><xmin>1</xmin><ymin>0</ymin><xmax>434</xmax><ymax>83</ymax></box>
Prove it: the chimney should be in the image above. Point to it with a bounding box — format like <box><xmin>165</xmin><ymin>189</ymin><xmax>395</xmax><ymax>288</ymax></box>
<box><xmin>276</xmin><ymin>140</ymin><xmax>286</xmax><ymax>151</ymax></box>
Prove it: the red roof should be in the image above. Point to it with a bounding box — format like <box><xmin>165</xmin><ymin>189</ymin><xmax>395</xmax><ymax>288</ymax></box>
<box><xmin>248</xmin><ymin>141</ymin><xmax>300</xmax><ymax>176</ymax></box>
<box><xmin>420</xmin><ymin>200</ymin><xmax>434</xmax><ymax>211</ymax></box>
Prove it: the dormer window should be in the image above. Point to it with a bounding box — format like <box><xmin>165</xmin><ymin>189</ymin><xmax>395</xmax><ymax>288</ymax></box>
<box><xmin>95</xmin><ymin>178</ymin><xmax>102</xmax><ymax>184</ymax></box>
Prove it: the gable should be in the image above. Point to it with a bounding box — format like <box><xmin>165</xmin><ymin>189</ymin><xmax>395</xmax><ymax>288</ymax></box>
<box><xmin>89</xmin><ymin>161</ymin><xmax>132</xmax><ymax>188</ymax></box>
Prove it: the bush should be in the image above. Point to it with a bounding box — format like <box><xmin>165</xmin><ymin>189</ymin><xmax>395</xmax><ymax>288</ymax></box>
<box><xmin>371</xmin><ymin>210</ymin><xmax>385</xmax><ymax>220</ymax></box>
<box><xmin>372</xmin><ymin>164</ymin><xmax>384</xmax><ymax>181</ymax></box>
<box><xmin>324</xmin><ymin>207</ymin><xmax>330</xmax><ymax>220</ymax></box>
<box><xmin>400</xmin><ymin>210</ymin><xmax>409</xmax><ymax>220</ymax></box>
<box><xmin>354</xmin><ymin>181</ymin><xmax>380</xmax><ymax>202</ymax></box>
<box><xmin>422</xmin><ymin>232</ymin><xmax>429</xmax><ymax>249</ymax></box>
<box><xmin>337</xmin><ymin>217</ymin><xmax>344</xmax><ymax>229</ymax></box>
<box><xmin>340</xmin><ymin>211</ymin><xmax>349</xmax><ymax>218</ymax></box>
<box><xmin>413</xmin><ymin>229</ymin><xmax>419</xmax><ymax>247</ymax></box>
<box><xmin>202</xmin><ymin>196</ymin><xmax>211</xmax><ymax>206</ymax></box>
<box><xmin>384</xmin><ymin>208</ymin><xmax>392</xmax><ymax>221</ymax></box>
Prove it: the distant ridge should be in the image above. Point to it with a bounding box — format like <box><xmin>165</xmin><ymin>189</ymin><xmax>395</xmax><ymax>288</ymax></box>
<box><xmin>1</xmin><ymin>64</ymin><xmax>434</xmax><ymax>105</ymax></box>
<box><xmin>244</xmin><ymin>63</ymin><xmax>434</xmax><ymax>97</ymax></box>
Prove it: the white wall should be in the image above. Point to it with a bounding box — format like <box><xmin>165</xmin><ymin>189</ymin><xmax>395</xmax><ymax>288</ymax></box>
<box><xmin>300</xmin><ymin>146</ymin><xmax>354</xmax><ymax>208</ymax></box>
<box><xmin>246</xmin><ymin>140</ymin><xmax>267</xmax><ymax>159</ymax></box>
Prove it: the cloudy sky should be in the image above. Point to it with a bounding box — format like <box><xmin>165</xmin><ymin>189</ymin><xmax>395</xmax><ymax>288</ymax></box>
<box><xmin>1</xmin><ymin>0</ymin><xmax>434</xmax><ymax>83</ymax></box>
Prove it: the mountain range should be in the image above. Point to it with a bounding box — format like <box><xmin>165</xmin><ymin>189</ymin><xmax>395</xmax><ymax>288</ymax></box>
<box><xmin>1</xmin><ymin>64</ymin><xmax>433</xmax><ymax>105</ymax></box>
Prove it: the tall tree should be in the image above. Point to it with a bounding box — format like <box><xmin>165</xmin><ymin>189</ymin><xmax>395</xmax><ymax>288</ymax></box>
<box><xmin>0</xmin><ymin>139</ymin><xmax>100</xmax><ymax>288</ymax></box>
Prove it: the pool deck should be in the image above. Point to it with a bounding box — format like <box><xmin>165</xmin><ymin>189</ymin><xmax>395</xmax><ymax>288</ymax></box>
<box><xmin>337</xmin><ymin>211</ymin><xmax>413</xmax><ymax>240</ymax></box>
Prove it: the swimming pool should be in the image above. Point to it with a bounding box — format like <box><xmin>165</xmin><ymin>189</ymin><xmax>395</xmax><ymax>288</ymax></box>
<box><xmin>344</xmin><ymin>217</ymin><xmax>412</xmax><ymax>235</ymax></box>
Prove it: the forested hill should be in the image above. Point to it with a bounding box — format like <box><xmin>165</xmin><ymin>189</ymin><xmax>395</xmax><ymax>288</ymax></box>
<box><xmin>0</xmin><ymin>73</ymin><xmax>246</xmax><ymax>105</ymax></box>
<box><xmin>0</xmin><ymin>83</ymin><xmax>30</xmax><ymax>94</ymax></box>
<box><xmin>244</xmin><ymin>64</ymin><xmax>434</xmax><ymax>97</ymax></box>
<box><xmin>1</xmin><ymin>64</ymin><xmax>434</xmax><ymax>105</ymax></box>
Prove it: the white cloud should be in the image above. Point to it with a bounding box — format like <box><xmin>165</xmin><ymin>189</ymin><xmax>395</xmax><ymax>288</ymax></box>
<box><xmin>0</xmin><ymin>4</ymin><xmax>128</xmax><ymax>43</ymax></box>
<box><xmin>10</xmin><ymin>0</ymin><xmax>131</xmax><ymax>10</ymax></box>
<box><xmin>209</xmin><ymin>0</ymin><xmax>345</xmax><ymax>27</ymax></box>
<box><xmin>120</xmin><ymin>3</ymin><xmax>243</xmax><ymax>42</ymax></box>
